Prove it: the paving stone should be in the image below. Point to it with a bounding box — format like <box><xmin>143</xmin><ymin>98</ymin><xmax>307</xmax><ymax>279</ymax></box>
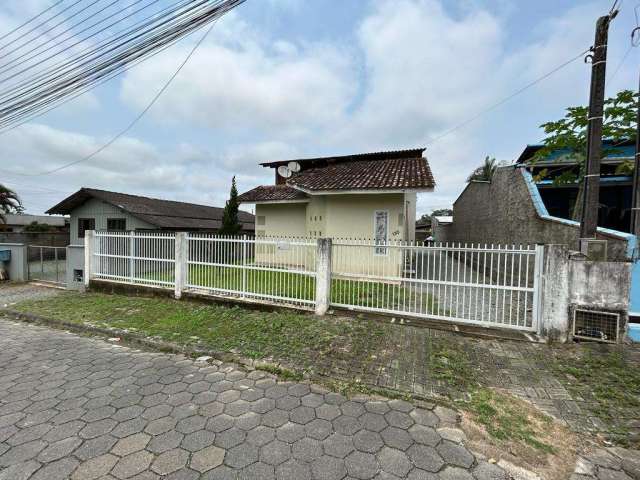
<box><xmin>345</xmin><ymin>451</ymin><xmax>379</xmax><ymax>479</ymax></box>
<box><xmin>31</xmin><ymin>457</ymin><xmax>79</xmax><ymax>480</ymax></box>
<box><xmin>207</xmin><ymin>414</ymin><xmax>234</xmax><ymax>433</ymax></box>
<box><xmin>275</xmin><ymin>459</ymin><xmax>312</xmax><ymax>480</ymax></box>
<box><xmin>354</xmin><ymin>430</ymin><xmax>384</xmax><ymax>453</ymax></box>
<box><xmin>72</xmin><ymin>454</ymin><xmax>119</xmax><ymax>480</ymax></box>
<box><xmin>147</xmin><ymin>430</ymin><xmax>184</xmax><ymax>454</ymax></box>
<box><xmin>334</xmin><ymin>416</ymin><xmax>363</xmax><ymax>436</ymax></box>
<box><xmin>111</xmin><ymin>450</ymin><xmax>154</xmax><ymax>479</ymax></box>
<box><xmin>437</xmin><ymin>440</ymin><xmax>475</xmax><ymax>468</ymax></box>
<box><xmin>0</xmin><ymin>459</ymin><xmax>41</xmax><ymax>480</ymax></box>
<box><xmin>74</xmin><ymin>434</ymin><xmax>118</xmax><ymax>460</ymax></box>
<box><xmin>236</xmin><ymin>412</ymin><xmax>261</xmax><ymax>431</ymax></box>
<box><xmin>176</xmin><ymin>415</ymin><xmax>207</xmax><ymax>434</ymax></box>
<box><xmin>410</xmin><ymin>409</ymin><xmax>439</xmax><ymax>428</ymax></box>
<box><xmin>200</xmin><ymin>402</ymin><xmax>225</xmax><ymax>418</ymax></box>
<box><xmin>247</xmin><ymin>426</ymin><xmax>276</xmax><ymax>446</ymax></box>
<box><xmin>380</xmin><ymin>427</ymin><xmax>413</xmax><ymax>451</ymax></box>
<box><xmin>151</xmin><ymin>448</ymin><xmax>190</xmax><ymax>476</ymax></box>
<box><xmin>433</xmin><ymin>407</ymin><xmax>459</xmax><ymax>426</ymax></box>
<box><xmin>181</xmin><ymin>429</ymin><xmax>216</xmax><ymax>452</ymax></box>
<box><xmin>407</xmin><ymin>444</ymin><xmax>444</xmax><ymax>473</ymax></box>
<box><xmin>312</xmin><ymin>455</ymin><xmax>348</xmax><ymax>480</ymax></box>
<box><xmin>215</xmin><ymin>427</ymin><xmax>246</xmax><ymax>449</ymax></box>
<box><xmin>360</xmin><ymin>413</ymin><xmax>388</xmax><ymax>433</ymax></box>
<box><xmin>276</xmin><ymin>395</ymin><xmax>301</xmax><ymax>411</ymax></box>
<box><xmin>377</xmin><ymin>447</ymin><xmax>412</xmax><ymax>477</ymax></box>
<box><xmin>191</xmin><ymin>445</ymin><xmax>225</xmax><ymax>472</ymax></box>
<box><xmin>306</xmin><ymin>418</ymin><xmax>333</xmax><ymax>440</ymax></box>
<box><xmin>260</xmin><ymin>440</ymin><xmax>291</xmax><ymax>466</ymax></box>
<box><xmin>79</xmin><ymin>419</ymin><xmax>117</xmax><ymax>439</ymax></box>
<box><xmin>111</xmin><ymin>418</ymin><xmax>148</xmax><ymax>438</ymax></box>
<box><xmin>142</xmin><ymin>404</ymin><xmax>173</xmax><ymax>421</ymax></box>
<box><xmin>409</xmin><ymin>425</ymin><xmax>440</xmax><ymax>446</ymax></box>
<box><xmin>111</xmin><ymin>432</ymin><xmax>151</xmax><ymax>456</ymax></box>
<box><xmin>289</xmin><ymin>406</ymin><xmax>315</xmax><ymax>425</ymax></box>
<box><xmin>292</xmin><ymin>437</ymin><xmax>323</xmax><ymax>462</ymax></box>
<box><xmin>238</xmin><ymin>461</ymin><xmax>275</xmax><ymax>480</ymax></box>
<box><xmin>472</xmin><ymin>462</ymin><xmax>509</xmax><ymax>480</ymax></box>
<box><xmin>37</xmin><ymin>436</ymin><xmax>81</xmax><ymax>463</ymax></box>
<box><xmin>145</xmin><ymin>416</ymin><xmax>178</xmax><ymax>436</ymax></box>
<box><xmin>324</xmin><ymin>433</ymin><xmax>355</xmax><ymax>458</ymax></box>
<box><xmin>437</xmin><ymin>427</ymin><xmax>467</xmax><ymax>444</ymax></box>
<box><xmin>202</xmin><ymin>465</ymin><xmax>237</xmax><ymax>480</ymax></box>
<box><xmin>440</xmin><ymin>466</ymin><xmax>474</xmax><ymax>479</ymax></box>
<box><xmin>598</xmin><ymin>469</ymin><xmax>633</xmax><ymax>480</ymax></box>
<box><xmin>225</xmin><ymin>443</ymin><xmax>259</xmax><ymax>468</ymax></box>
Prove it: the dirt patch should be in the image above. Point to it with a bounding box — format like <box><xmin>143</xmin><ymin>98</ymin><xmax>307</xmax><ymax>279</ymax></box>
<box><xmin>460</xmin><ymin>389</ymin><xmax>577</xmax><ymax>480</ymax></box>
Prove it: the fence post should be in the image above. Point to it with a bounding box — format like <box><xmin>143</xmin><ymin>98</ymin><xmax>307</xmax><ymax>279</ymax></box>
<box><xmin>175</xmin><ymin>232</ymin><xmax>187</xmax><ymax>299</ymax></box>
<box><xmin>242</xmin><ymin>235</ymin><xmax>247</xmax><ymax>298</ymax></box>
<box><xmin>129</xmin><ymin>231</ymin><xmax>135</xmax><ymax>282</ymax></box>
<box><xmin>315</xmin><ymin>238</ymin><xmax>332</xmax><ymax>316</ymax></box>
<box><xmin>84</xmin><ymin>230</ymin><xmax>94</xmax><ymax>288</ymax></box>
<box><xmin>531</xmin><ymin>244</ymin><xmax>545</xmax><ymax>332</ymax></box>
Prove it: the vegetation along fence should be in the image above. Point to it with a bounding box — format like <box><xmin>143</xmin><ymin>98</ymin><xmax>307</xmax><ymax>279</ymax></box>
<box><xmin>87</xmin><ymin>231</ymin><xmax>543</xmax><ymax>331</ymax></box>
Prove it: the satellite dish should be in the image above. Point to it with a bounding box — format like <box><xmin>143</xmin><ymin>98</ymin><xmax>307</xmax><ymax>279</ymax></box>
<box><xmin>288</xmin><ymin>161</ymin><xmax>301</xmax><ymax>173</ymax></box>
<box><xmin>277</xmin><ymin>165</ymin><xmax>292</xmax><ymax>178</ymax></box>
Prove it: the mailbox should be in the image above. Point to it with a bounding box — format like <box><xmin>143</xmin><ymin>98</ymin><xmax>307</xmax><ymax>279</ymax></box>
<box><xmin>0</xmin><ymin>250</ymin><xmax>10</xmax><ymax>262</ymax></box>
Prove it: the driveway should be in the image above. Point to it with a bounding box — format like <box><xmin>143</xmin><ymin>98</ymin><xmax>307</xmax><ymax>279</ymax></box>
<box><xmin>0</xmin><ymin>317</ymin><xmax>507</xmax><ymax>480</ymax></box>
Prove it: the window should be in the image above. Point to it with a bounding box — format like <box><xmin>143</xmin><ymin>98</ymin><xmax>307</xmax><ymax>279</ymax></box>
<box><xmin>78</xmin><ymin>218</ymin><xmax>95</xmax><ymax>238</ymax></box>
<box><xmin>398</xmin><ymin>213</ymin><xmax>404</xmax><ymax>226</ymax></box>
<box><xmin>319</xmin><ymin>216</ymin><xmax>322</xmax><ymax>221</ymax></box>
<box><xmin>257</xmin><ymin>216</ymin><xmax>266</xmax><ymax>226</ymax></box>
<box><xmin>374</xmin><ymin>211</ymin><xmax>389</xmax><ymax>255</ymax></box>
<box><xmin>107</xmin><ymin>218</ymin><xmax>126</xmax><ymax>231</ymax></box>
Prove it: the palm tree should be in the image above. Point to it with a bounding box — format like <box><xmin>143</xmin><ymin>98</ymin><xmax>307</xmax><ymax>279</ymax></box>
<box><xmin>0</xmin><ymin>184</ymin><xmax>22</xmax><ymax>223</ymax></box>
<box><xmin>467</xmin><ymin>156</ymin><xmax>498</xmax><ymax>182</ymax></box>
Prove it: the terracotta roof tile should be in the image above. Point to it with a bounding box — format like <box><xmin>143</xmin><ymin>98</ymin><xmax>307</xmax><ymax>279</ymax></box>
<box><xmin>237</xmin><ymin>185</ymin><xmax>308</xmax><ymax>203</ymax></box>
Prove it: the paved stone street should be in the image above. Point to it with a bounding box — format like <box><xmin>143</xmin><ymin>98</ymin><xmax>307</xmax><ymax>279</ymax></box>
<box><xmin>0</xmin><ymin>318</ymin><xmax>509</xmax><ymax>480</ymax></box>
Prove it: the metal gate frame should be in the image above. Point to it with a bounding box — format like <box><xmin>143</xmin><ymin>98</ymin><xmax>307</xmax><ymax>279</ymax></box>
<box><xmin>27</xmin><ymin>245</ymin><xmax>67</xmax><ymax>286</ymax></box>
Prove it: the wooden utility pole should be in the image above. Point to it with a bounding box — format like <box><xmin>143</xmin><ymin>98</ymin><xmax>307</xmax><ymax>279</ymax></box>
<box><xmin>631</xmin><ymin>71</ymin><xmax>640</xmax><ymax>237</ymax></box>
<box><xmin>580</xmin><ymin>13</ymin><xmax>616</xmax><ymax>244</ymax></box>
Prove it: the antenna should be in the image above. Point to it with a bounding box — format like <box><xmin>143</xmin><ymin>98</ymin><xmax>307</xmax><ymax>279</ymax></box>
<box><xmin>288</xmin><ymin>161</ymin><xmax>301</xmax><ymax>173</ymax></box>
<box><xmin>277</xmin><ymin>165</ymin><xmax>292</xmax><ymax>178</ymax></box>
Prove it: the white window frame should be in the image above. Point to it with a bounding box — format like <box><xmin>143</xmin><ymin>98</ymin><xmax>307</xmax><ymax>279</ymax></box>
<box><xmin>373</xmin><ymin>210</ymin><xmax>389</xmax><ymax>256</ymax></box>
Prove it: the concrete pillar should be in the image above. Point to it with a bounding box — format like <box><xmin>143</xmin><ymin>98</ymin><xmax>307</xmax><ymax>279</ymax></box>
<box><xmin>84</xmin><ymin>231</ymin><xmax>94</xmax><ymax>288</ymax></box>
<box><xmin>315</xmin><ymin>238</ymin><xmax>332</xmax><ymax>316</ymax></box>
<box><xmin>0</xmin><ymin>243</ymin><xmax>28</xmax><ymax>282</ymax></box>
<box><xmin>174</xmin><ymin>232</ymin><xmax>188</xmax><ymax>299</ymax></box>
<box><xmin>537</xmin><ymin>244</ymin><xmax>570</xmax><ymax>342</ymax></box>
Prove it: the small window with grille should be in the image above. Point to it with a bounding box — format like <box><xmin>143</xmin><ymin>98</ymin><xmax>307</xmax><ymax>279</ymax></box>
<box><xmin>107</xmin><ymin>218</ymin><xmax>126</xmax><ymax>231</ymax></box>
<box><xmin>573</xmin><ymin>308</ymin><xmax>620</xmax><ymax>344</ymax></box>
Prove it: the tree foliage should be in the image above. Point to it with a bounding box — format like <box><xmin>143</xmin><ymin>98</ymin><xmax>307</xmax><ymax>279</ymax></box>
<box><xmin>533</xmin><ymin>89</ymin><xmax>638</xmax><ymax>182</ymax></box>
<box><xmin>467</xmin><ymin>156</ymin><xmax>498</xmax><ymax>182</ymax></box>
<box><xmin>24</xmin><ymin>221</ymin><xmax>51</xmax><ymax>232</ymax></box>
<box><xmin>219</xmin><ymin>176</ymin><xmax>241</xmax><ymax>235</ymax></box>
<box><xmin>418</xmin><ymin>208</ymin><xmax>453</xmax><ymax>223</ymax></box>
<box><xmin>0</xmin><ymin>184</ymin><xmax>22</xmax><ymax>223</ymax></box>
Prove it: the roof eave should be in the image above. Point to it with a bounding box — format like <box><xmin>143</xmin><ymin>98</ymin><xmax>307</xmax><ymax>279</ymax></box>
<box><xmin>289</xmin><ymin>186</ymin><xmax>435</xmax><ymax>195</ymax></box>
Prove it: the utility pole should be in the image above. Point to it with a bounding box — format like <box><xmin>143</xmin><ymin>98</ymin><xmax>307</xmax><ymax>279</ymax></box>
<box><xmin>579</xmin><ymin>11</ymin><xmax>617</xmax><ymax>250</ymax></box>
<box><xmin>631</xmin><ymin>62</ymin><xmax>640</xmax><ymax>238</ymax></box>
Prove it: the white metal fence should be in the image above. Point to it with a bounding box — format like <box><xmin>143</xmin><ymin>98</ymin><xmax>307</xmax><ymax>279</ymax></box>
<box><xmin>331</xmin><ymin>240</ymin><xmax>542</xmax><ymax>331</ymax></box>
<box><xmin>88</xmin><ymin>232</ymin><xmax>543</xmax><ymax>332</ymax></box>
<box><xmin>186</xmin><ymin>234</ymin><xmax>316</xmax><ymax>307</ymax></box>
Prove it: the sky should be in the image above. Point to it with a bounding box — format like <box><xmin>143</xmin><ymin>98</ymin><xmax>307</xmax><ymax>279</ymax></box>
<box><xmin>0</xmin><ymin>0</ymin><xmax>638</xmax><ymax>218</ymax></box>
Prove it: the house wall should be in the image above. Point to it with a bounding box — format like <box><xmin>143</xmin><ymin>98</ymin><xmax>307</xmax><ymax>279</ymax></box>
<box><xmin>435</xmin><ymin>167</ymin><xmax>631</xmax><ymax>261</ymax></box>
<box><xmin>324</xmin><ymin>193</ymin><xmax>407</xmax><ymax>240</ymax></box>
<box><xmin>69</xmin><ymin>198</ymin><xmax>154</xmax><ymax>245</ymax></box>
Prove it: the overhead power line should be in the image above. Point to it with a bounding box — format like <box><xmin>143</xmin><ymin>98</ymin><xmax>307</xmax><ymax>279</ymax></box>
<box><xmin>0</xmin><ymin>0</ymin><xmax>65</xmax><ymax>45</ymax></box>
<box><xmin>0</xmin><ymin>20</ymin><xmax>217</xmax><ymax>177</ymax></box>
<box><xmin>0</xmin><ymin>0</ymin><xmax>245</xmax><ymax>132</ymax></box>
<box><xmin>424</xmin><ymin>47</ymin><xmax>591</xmax><ymax>148</ymax></box>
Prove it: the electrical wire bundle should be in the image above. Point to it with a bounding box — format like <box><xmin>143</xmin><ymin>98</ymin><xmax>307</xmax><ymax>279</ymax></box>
<box><xmin>0</xmin><ymin>0</ymin><xmax>245</xmax><ymax>133</ymax></box>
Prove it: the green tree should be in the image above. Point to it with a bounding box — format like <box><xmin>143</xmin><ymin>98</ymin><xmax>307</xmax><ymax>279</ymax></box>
<box><xmin>24</xmin><ymin>221</ymin><xmax>51</xmax><ymax>232</ymax></box>
<box><xmin>533</xmin><ymin>89</ymin><xmax>638</xmax><ymax>219</ymax></box>
<box><xmin>0</xmin><ymin>184</ymin><xmax>22</xmax><ymax>223</ymax></box>
<box><xmin>467</xmin><ymin>156</ymin><xmax>498</xmax><ymax>182</ymax></box>
<box><xmin>219</xmin><ymin>176</ymin><xmax>241</xmax><ymax>235</ymax></box>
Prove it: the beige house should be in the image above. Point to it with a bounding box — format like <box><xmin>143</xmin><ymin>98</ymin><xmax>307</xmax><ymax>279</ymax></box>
<box><xmin>238</xmin><ymin>149</ymin><xmax>436</xmax><ymax>274</ymax></box>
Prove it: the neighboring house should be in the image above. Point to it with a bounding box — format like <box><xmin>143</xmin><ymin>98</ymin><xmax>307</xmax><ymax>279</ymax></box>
<box><xmin>435</xmin><ymin>166</ymin><xmax>634</xmax><ymax>261</ymax></box>
<box><xmin>516</xmin><ymin>139</ymin><xmax>634</xmax><ymax>233</ymax></box>
<box><xmin>0</xmin><ymin>213</ymin><xmax>67</xmax><ymax>233</ymax></box>
<box><xmin>237</xmin><ymin>149</ymin><xmax>435</xmax><ymax>244</ymax></box>
<box><xmin>415</xmin><ymin>217</ymin><xmax>432</xmax><ymax>243</ymax></box>
<box><xmin>46</xmin><ymin>188</ymin><xmax>255</xmax><ymax>245</ymax></box>
<box><xmin>431</xmin><ymin>215</ymin><xmax>452</xmax><ymax>237</ymax></box>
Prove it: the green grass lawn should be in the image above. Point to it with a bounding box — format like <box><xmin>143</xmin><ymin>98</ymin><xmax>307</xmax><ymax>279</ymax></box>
<box><xmin>186</xmin><ymin>265</ymin><xmax>438</xmax><ymax>313</ymax></box>
<box><xmin>9</xmin><ymin>291</ymin><xmax>389</xmax><ymax>370</ymax></box>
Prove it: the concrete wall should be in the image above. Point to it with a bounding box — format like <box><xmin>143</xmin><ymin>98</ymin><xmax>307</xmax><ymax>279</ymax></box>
<box><xmin>538</xmin><ymin>245</ymin><xmax>632</xmax><ymax>342</ymax></box>
<box><xmin>255</xmin><ymin>203</ymin><xmax>308</xmax><ymax>238</ymax></box>
<box><xmin>70</xmin><ymin>198</ymin><xmax>154</xmax><ymax>245</ymax></box>
<box><xmin>436</xmin><ymin>167</ymin><xmax>632</xmax><ymax>261</ymax></box>
<box><xmin>0</xmin><ymin>243</ymin><xmax>28</xmax><ymax>282</ymax></box>
<box><xmin>66</xmin><ymin>245</ymin><xmax>85</xmax><ymax>290</ymax></box>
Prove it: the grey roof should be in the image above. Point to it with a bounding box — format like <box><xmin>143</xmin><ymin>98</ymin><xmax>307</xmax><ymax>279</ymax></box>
<box><xmin>46</xmin><ymin>188</ymin><xmax>254</xmax><ymax>231</ymax></box>
<box><xmin>238</xmin><ymin>185</ymin><xmax>309</xmax><ymax>203</ymax></box>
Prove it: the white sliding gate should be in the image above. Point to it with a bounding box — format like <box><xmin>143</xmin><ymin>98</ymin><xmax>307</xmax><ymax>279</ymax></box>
<box><xmin>89</xmin><ymin>231</ymin><xmax>543</xmax><ymax>332</ymax></box>
<box><xmin>330</xmin><ymin>240</ymin><xmax>543</xmax><ymax>332</ymax></box>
